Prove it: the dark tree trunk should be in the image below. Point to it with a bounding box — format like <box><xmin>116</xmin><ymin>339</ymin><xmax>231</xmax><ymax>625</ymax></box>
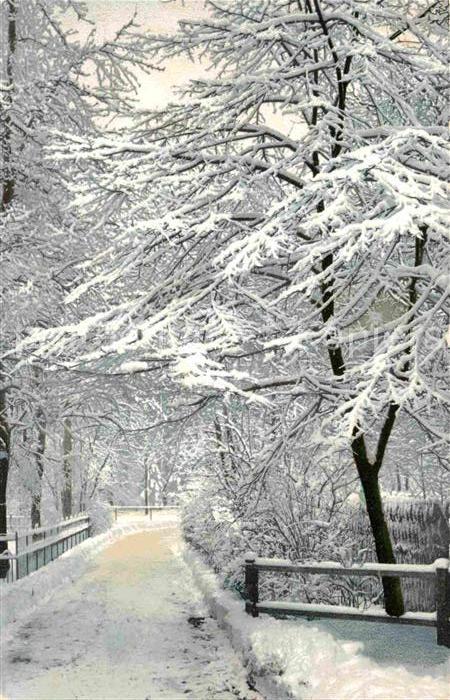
<box><xmin>359</xmin><ymin>470</ymin><xmax>404</xmax><ymax>615</ymax></box>
<box><xmin>214</xmin><ymin>417</ymin><xmax>226</xmax><ymax>473</ymax></box>
<box><xmin>352</xmin><ymin>436</ymin><xmax>405</xmax><ymax>616</ymax></box>
<box><xmin>0</xmin><ymin>0</ymin><xmax>17</xmax><ymax>577</ymax></box>
<box><xmin>31</xmin><ymin>410</ymin><xmax>46</xmax><ymax>529</ymax></box>
<box><xmin>30</xmin><ymin>367</ymin><xmax>46</xmax><ymax>529</ymax></box>
<box><xmin>31</xmin><ymin>484</ymin><xmax>42</xmax><ymax>529</ymax></box>
<box><xmin>62</xmin><ymin>418</ymin><xmax>73</xmax><ymax>518</ymax></box>
<box><xmin>79</xmin><ymin>481</ymin><xmax>87</xmax><ymax>513</ymax></box>
<box><xmin>0</xmin><ymin>365</ymin><xmax>10</xmax><ymax>577</ymax></box>
<box><xmin>301</xmin><ymin>3</ymin><xmax>408</xmax><ymax>616</ymax></box>
<box><xmin>319</xmin><ymin>220</ymin><xmax>404</xmax><ymax>616</ymax></box>
<box><xmin>1</xmin><ymin>0</ymin><xmax>16</xmax><ymax>212</ymax></box>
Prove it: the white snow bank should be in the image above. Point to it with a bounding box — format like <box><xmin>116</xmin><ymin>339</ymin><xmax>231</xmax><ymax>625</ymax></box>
<box><xmin>184</xmin><ymin>547</ymin><xmax>450</xmax><ymax>700</ymax></box>
<box><xmin>0</xmin><ymin>517</ymin><xmax>178</xmax><ymax>630</ymax></box>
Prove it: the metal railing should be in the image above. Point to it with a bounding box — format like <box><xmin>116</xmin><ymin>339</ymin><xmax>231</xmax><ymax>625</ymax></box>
<box><xmin>0</xmin><ymin>513</ymin><xmax>91</xmax><ymax>583</ymax></box>
<box><xmin>111</xmin><ymin>505</ymin><xmax>179</xmax><ymax>521</ymax></box>
<box><xmin>244</xmin><ymin>555</ymin><xmax>450</xmax><ymax>647</ymax></box>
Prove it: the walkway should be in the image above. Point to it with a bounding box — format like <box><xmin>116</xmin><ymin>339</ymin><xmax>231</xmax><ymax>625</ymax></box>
<box><xmin>2</xmin><ymin>523</ymin><xmax>259</xmax><ymax>700</ymax></box>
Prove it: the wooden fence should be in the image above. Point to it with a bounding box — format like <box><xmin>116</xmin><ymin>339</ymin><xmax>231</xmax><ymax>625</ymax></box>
<box><xmin>244</xmin><ymin>555</ymin><xmax>450</xmax><ymax>648</ymax></box>
<box><xmin>111</xmin><ymin>505</ymin><xmax>179</xmax><ymax>521</ymax></box>
<box><xmin>0</xmin><ymin>513</ymin><xmax>91</xmax><ymax>583</ymax></box>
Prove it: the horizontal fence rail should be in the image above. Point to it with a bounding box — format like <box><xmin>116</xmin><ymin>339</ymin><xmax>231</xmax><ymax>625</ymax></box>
<box><xmin>111</xmin><ymin>505</ymin><xmax>179</xmax><ymax>521</ymax></box>
<box><xmin>0</xmin><ymin>514</ymin><xmax>91</xmax><ymax>583</ymax></box>
<box><xmin>244</xmin><ymin>555</ymin><xmax>450</xmax><ymax>648</ymax></box>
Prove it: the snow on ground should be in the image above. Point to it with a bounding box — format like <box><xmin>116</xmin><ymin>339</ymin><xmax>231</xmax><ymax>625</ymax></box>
<box><xmin>186</xmin><ymin>548</ymin><xmax>450</xmax><ymax>700</ymax></box>
<box><xmin>1</xmin><ymin>516</ymin><xmax>260</xmax><ymax>700</ymax></box>
<box><xmin>2</xmin><ymin>515</ymin><xmax>449</xmax><ymax>700</ymax></box>
<box><xmin>0</xmin><ymin>513</ymin><xmax>178</xmax><ymax>630</ymax></box>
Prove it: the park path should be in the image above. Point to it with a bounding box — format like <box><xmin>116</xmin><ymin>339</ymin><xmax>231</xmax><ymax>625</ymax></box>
<box><xmin>2</xmin><ymin>522</ymin><xmax>259</xmax><ymax>700</ymax></box>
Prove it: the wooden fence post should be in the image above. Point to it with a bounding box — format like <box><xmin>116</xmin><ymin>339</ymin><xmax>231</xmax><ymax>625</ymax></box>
<box><xmin>436</xmin><ymin>558</ymin><xmax>450</xmax><ymax>647</ymax></box>
<box><xmin>245</xmin><ymin>556</ymin><xmax>259</xmax><ymax>617</ymax></box>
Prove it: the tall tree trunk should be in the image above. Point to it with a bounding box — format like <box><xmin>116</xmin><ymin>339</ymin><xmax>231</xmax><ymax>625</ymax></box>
<box><xmin>31</xmin><ymin>407</ymin><xmax>46</xmax><ymax>529</ymax></box>
<box><xmin>79</xmin><ymin>480</ymin><xmax>86</xmax><ymax>513</ymax></box>
<box><xmin>353</xmin><ymin>437</ymin><xmax>404</xmax><ymax>616</ymax></box>
<box><xmin>1</xmin><ymin>0</ymin><xmax>16</xmax><ymax>211</ymax></box>
<box><xmin>0</xmin><ymin>364</ymin><xmax>10</xmax><ymax>577</ymax></box>
<box><xmin>62</xmin><ymin>418</ymin><xmax>73</xmax><ymax>518</ymax></box>
<box><xmin>364</xmin><ymin>486</ymin><xmax>403</xmax><ymax>615</ymax></box>
<box><xmin>320</xmin><ymin>247</ymin><xmax>405</xmax><ymax>615</ymax></box>
<box><xmin>30</xmin><ymin>367</ymin><xmax>46</xmax><ymax>528</ymax></box>
<box><xmin>214</xmin><ymin>417</ymin><xmax>227</xmax><ymax>473</ymax></box>
<box><xmin>0</xmin><ymin>0</ymin><xmax>17</xmax><ymax>577</ymax></box>
<box><xmin>297</xmin><ymin>3</ymin><xmax>406</xmax><ymax>615</ymax></box>
<box><xmin>361</xmin><ymin>478</ymin><xmax>404</xmax><ymax>616</ymax></box>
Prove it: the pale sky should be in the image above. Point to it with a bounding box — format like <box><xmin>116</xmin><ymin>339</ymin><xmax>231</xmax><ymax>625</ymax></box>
<box><xmin>75</xmin><ymin>1</ymin><xmax>305</xmax><ymax>136</ymax></box>
<box><xmin>84</xmin><ymin>1</ymin><xmax>207</xmax><ymax>109</ymax></box>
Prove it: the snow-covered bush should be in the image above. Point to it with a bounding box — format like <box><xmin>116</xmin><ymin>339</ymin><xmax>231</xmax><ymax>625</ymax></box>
<box><xmin>87</xmin><ymin>500</ymin><xmax>114</xmax><ymax>535</ymax></box>
<box><xmin>182</xmin><ymin>421</ymin><xmax>450</xmax><ymax>612</ymax></box>
<box><xmin>181</xmin><ymin>457</ymin><xmax>373</xmax><ymax>609</ymax></box>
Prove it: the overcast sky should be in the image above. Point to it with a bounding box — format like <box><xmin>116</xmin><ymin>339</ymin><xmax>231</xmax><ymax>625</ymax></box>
<box><xmin>83</xmin><ymin>1</ymin><xmax>207</xmax><ymax>109</ymax></box>
<box><xmin>79</xmin><ymin>1</ymin><xmax>304</xmax><ymax>136</ymax></box>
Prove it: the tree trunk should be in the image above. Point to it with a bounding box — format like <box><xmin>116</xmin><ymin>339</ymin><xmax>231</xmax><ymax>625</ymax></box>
<box><xmin>31</xmin><ymin>410</ymin><xmax>46</xmax><ymax>529</ymax></box>
<box><xmin>30</xmin><ymin>367</ymin><xmax>46</xmax><ymax>528</ymax></box>
<box><xmin>304</xmin><ymin>4</ymin><xmax>408</xmax><ymax>617</ymax></box>
<box><xmin>79</xmin><ymin>481</ymin><xmax>87</xmax><ymax>513</ymax></box>
<box><xmin>1</xmin><ymin>0</ymin><xmax>16</xmax><ymax>211</ymax></box>
<box><xmin>353</xmin><ymin>445</ymin><xmax>405</xmax><ymax>617</ymax></box>
<box><xmin>62</xmin><ymin>418</ymin><xmax>73</xmax><ymax>518</ymax></box>
<box><xmin>0</xmin><ymin>364</ymin><xmax>10</xmax><ymax>577</ymax></box>
<box><xmin>0</xmin><ymin>0</ymin><xmax>17</xmax><ymax>577</ymax></box>
<box><xmin>214</xmin><ymin>417</ymin><xmax>226</xmax><ymax>473</ymax></box>
<box><xmin>361</xmin><ymin>472</ymin><xmax>404</xmax><ymax>616</ymax></box>
<box><xmin>319</xmin><ymin>230</ymin><xmax>404</xmax><ymax>616</ymax></box>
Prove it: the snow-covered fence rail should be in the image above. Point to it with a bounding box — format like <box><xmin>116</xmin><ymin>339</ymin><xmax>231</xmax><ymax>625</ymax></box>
<box><xmin>244</xmin><ymin>556</ymin><xmax>450</xmax><ymax>648</ymax></box>
<box><xmin>0</xmin><ymin>514</ymin><xmax>91</xmax><ymax>583</ymax></box>
<box><xmin>111</xmin><ymin>505</ymin><xmax>179</xmax><ymax>521</ymax></box>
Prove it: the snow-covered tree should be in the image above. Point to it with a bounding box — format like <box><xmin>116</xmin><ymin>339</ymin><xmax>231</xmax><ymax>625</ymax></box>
<box><xmin>12</xmin><ymin>1</ymin><xmax>449</xmax><ymax>616</ymax></box>
<box><xmin>0</xmin><ymin>0</ymin><xmax>157</xmax><ymax>574</ymax></box>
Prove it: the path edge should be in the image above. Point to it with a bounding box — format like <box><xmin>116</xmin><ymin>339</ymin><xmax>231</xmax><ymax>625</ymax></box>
<box><xmin>182</xmin><ymin>545</ymin><xmax>295</xmax><ymax>700</ymax></box>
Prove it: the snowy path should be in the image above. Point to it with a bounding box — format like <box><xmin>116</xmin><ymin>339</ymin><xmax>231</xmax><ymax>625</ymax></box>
<box><xmin>2</xmin><ymin>523</ymin><xmax>259</xmax><ymax>700</ymax></box>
